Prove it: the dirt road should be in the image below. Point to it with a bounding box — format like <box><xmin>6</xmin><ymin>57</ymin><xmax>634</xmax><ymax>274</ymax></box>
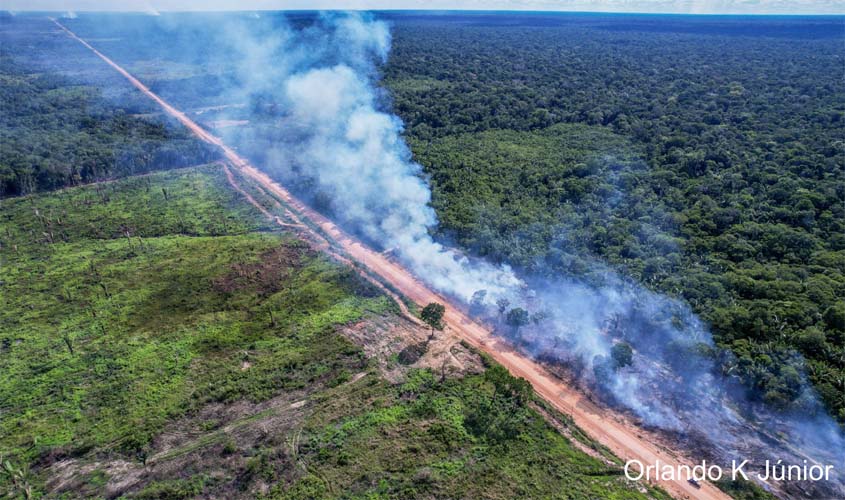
<box><xmin>53</xmin><ymin>19</ymin><xmax>729</xmax><ymax>500</ymax></box>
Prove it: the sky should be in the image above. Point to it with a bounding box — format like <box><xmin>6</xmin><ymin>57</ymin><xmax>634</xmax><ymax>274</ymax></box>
<box><xmin>2</xmin><ymin>0</ymin><xmax>843</xmax><ymax>15</ymax></box>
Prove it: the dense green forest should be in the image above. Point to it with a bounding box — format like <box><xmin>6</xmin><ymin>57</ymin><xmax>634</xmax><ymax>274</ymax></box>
<box><xmin>382</xmin><ymin>16</ymin><xmax>845</xmax><ymax>422</ymax></box>
<box><xmin>0</xmin><ymin>49</ymin><xmax>217</xmax><ymax>196</ymax></box>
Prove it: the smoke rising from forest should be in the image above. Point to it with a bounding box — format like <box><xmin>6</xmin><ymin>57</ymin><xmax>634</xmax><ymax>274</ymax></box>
<box><xmin>109</xmin><ymin>11</ymin><xmax>844</xmax><ymax>495</ymax></box>
<box><xmin>210</xmin><ymin>12</ymin><xmax>525</xmax><ymax>302</ymax></box>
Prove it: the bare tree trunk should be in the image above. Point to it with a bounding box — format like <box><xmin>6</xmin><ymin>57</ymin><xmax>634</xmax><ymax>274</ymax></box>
<box><xmin>62</xmin><ymin>334</ymin><xmax>74</xmax><ymax>355</ymax></box>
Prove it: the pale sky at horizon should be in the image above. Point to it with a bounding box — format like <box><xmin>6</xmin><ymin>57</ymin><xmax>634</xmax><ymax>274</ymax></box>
<box><xmin>2</xmin><ymin>0</ymin><xmax>843</xmax><ymax>15</ymax></box>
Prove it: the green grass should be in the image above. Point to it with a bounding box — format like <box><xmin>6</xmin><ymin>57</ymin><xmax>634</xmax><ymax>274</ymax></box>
<box><xmin>715</xmin><ymin>479</ymin><xmax>777</xmax><ymax>500</ymax></box>
<box><xmin>271</xmin><ymin>365</ymin><xmax>669</xmax><ymax>500</ymax></box>
<box><xmin>0</xmin><ymin>166</ymin><xmax>390</xmax><ymax>489</ymax></box>
<box><xmin>0</xmin><ymin>165</ymin><xmax>669</xmax><ymax>499</ymax></box>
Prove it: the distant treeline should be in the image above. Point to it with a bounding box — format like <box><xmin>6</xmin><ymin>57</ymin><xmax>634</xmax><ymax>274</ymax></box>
<box><xmin>383</xmin><ymin>17</ymin><xmax>845</xmax><ymax>422</ymax></box>
<box><xmin>0</xmin><ymin>55</ymin><xmax>218</xmax><ymax>197</ymax></box>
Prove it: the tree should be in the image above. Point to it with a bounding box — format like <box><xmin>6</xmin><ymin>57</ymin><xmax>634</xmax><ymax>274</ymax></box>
<box><xmin>592</xmin><ymin>355</ymin><xmax>613</xmax><ymax>387</ymax></box>
<box><xmin>496</xmin><ymin>298</ymin><xmax>510</xmax><ymax>315</ymax></box>
<box><xmin>530</xmin><ymin>310</ymin><xmax>549</xmax><ymax>325</ymax></box>
<box><xmin>506</xmin><ymin>307</ymin><xmax>530</xmax><ymax>335</ymax></box>
<box><xmin>421</xmin><ymin>302</ymin><xmax>445</xmax><ymax>330</ymax></box>
<box><xmin>824</xmin><ymin>304</ymin><xmax>845</xmax><ymax>332</ymax></box>
<box><xmin>469</xmin><ymin>289</ymin><xmax>487</xmax><ymax>315</ymax></box>
<box><xmin>611</xmin><ymin>342</ymin><xmax>634</xmax><ymax>369</ymax></box>
<box><xmin>796</xmin><ymin>327</ymin><xmax>827</xmax><ymax>357</ymax></box>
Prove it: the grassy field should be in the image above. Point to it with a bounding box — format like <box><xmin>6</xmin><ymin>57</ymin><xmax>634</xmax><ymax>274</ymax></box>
<box><xmin>0</xmin><ymin>165</ymin><xmax>668</xmax><ymax>499</ymax></box>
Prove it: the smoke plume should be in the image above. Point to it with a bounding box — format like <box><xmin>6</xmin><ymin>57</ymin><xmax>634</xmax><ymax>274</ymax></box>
<box><xmin>214</xmin><ymin>13</ymin><xmax>524</xmax><ymax>301</ymax></box>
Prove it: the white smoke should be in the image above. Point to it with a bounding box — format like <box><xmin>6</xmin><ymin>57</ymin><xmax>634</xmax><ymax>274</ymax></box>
<box><xmin>283</xmin><ymin>60</ymin><xmax>522</xmax><ymax>301</ymax></box>
<box><xmin>219</xmin><ymin>12</ymin><xmax>526</xmax><ymax>303</ymax></box>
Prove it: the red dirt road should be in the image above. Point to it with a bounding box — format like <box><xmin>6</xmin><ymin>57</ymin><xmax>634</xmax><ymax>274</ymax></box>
<box><xmin>54</xmin><ymin>19</ymin><xmax>729</xmax><ymax>500</ymax></box>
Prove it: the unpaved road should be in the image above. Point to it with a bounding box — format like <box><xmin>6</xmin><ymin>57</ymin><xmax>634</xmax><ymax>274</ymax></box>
<box><xmin>54</xmin><ymin>19</ymin><xmax>729</xmax><ymax>500</ymax></box>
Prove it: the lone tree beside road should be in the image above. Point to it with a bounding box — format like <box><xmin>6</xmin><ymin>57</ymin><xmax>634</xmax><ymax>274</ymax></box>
<box><xmin>421</xmin><ymin>302</ymin><xmax>446</xmax><ymax>331</ymax></box>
